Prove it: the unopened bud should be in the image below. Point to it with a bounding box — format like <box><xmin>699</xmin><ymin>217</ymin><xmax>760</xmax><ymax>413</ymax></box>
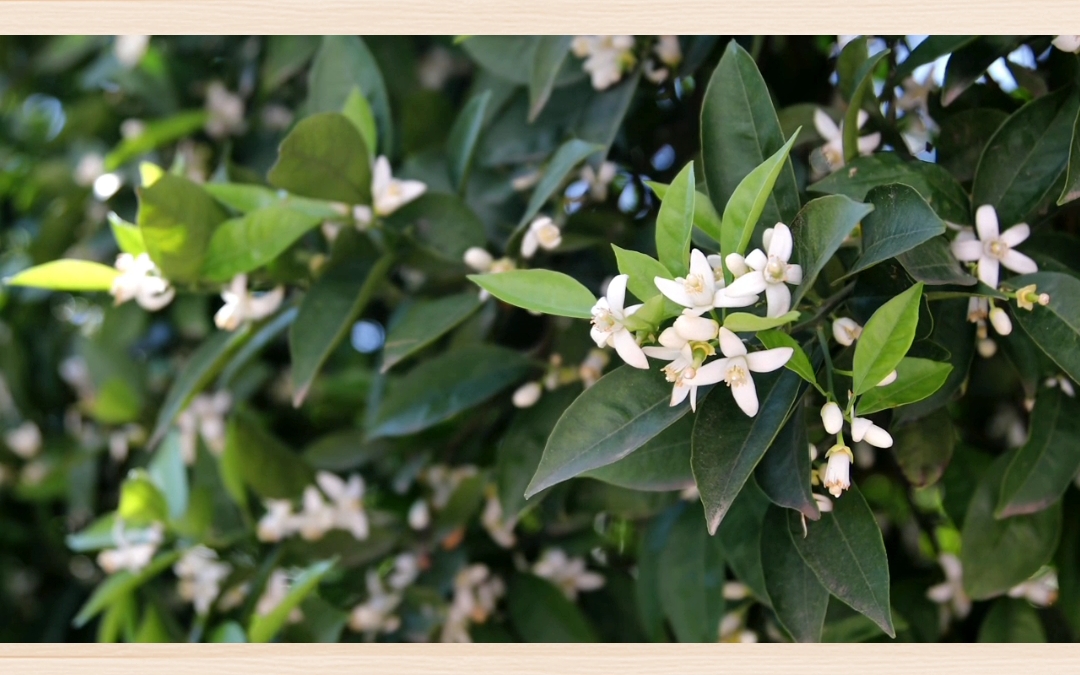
<box><xmin>463</xmin><ymin>247</ymin><xmax>493</xmax><ymax>272</ymax></box>
<box><xmin>977</xmin><ymin>338</ymin><xmax>997</xmax><ymax>358</ymax></box>
<box><xmin>989</xmin><ymin>307</ymin><xmax>1012</xmax><ymax>336</ymax></box>
<box><xmin>820</xmin><ymin>402</ymin><xmax>844</xmax><ymax>434</ymax></box>
<box><xmin>851</xmin><ymin>416</ymin><xmax>893</xmax><ymax>448</ymax></box>
<box><xmin>512</xmin><ymin>382</ymin><xmax>543</xmax><ymax>408</ymax></box>
<box><xmin>408</xmin><ymin>499</ymin><xmax>430</xmax><ymax>530</ymax></box>
<box><xmin>832</xmin><ymin>318</ymin><xmax>862</xmax><ymax>346</ymax></box>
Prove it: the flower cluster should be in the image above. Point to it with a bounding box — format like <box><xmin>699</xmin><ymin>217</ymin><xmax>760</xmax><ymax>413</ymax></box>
<box><xmin>257</xmin><ymin>471</ymin><xmax>370</xmax><ymax>543</ymax></box>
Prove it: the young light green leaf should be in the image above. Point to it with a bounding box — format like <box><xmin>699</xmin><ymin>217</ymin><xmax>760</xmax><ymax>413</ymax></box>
<box><xmin>137</xmin><ymin>173</ymin><xmax>229</xmax><ymax>284</ymax></box>
<box><xmin>848</xmin><ymin>185</ymin><xmax>945</xmax><ymax>277</ymax></box>
<box><xmin>468</xmin><ymin>269</ymin><xmax>596</xmax><ymax>319</ymax></box>
<box><xmin>1058</xmin><ymin>106</ymin><xmax>1080</xmax><ymax>205</ymax></box>
<box><xmin>306</xmin><ymin>35</ymin><xmax>393</xmax><ymax>153</ymax></box>
<box><xmin>856</xmin><ymin>357</ymin><xmax>953</xmax><ymax>415</ymax></box>
<box><xmin>692</xmin><ymin>368</ymin><xmax>804</xmax><ymax>534</ymax></box>
<box><xmin>525</xmin><ymin>365</ymin><xmax>697</xmax><ymax>498</ymax></box>
<box><xmin>655</xmin><ymin>162</ymin><xmax>696</xmax><ymax>277</ymax></box>
<box><xmin>996</xmin><ymin>386</ymin><xmax>1080</xmax><ymax>518</ymax></box>
<box><xmin>201</xmin><ymin>206</ymin><xmax>322</xmax><ymax>282</ymax></box>
<box><xmin>248</xmin><ymin>559</ymin><xmax>336</xmax><ymax>643</ymax></box>
<box><xmin>368</xmin><ymin>344</ymin><xmax>531</xmax><ymax>439</ymax></box>
<box><xmin>528</xmin><ymin>36</ymin><xmax>573</xmax><ymax>122</ymax></box>
<box><xmin>852</xmin><ymin>282</ymin><xmax>924</xmax><ymax>395</ymax></box>
<box><xmin>611</xmin><ymin>245</ymin><xmax>670</xmax><ymax>302</ymax></box>
<box><xmin>789</xmin><ymin>195</ymin><xmax>875</xmax><ymax>305</ymax></box>
<box><xmin>755</xmin><ymin>403</ymin><xmax>819</xmax><ymax>520</ymax></box>
<box><xmin>1004</xmin><ymin>272</ymin><xmax>1080</xmax><ymax>383</ymax></box>
<box><xmin>646</xmin><ymin>182</ymin><xmax>723</xmax><ymax>243</ymax></box>
<box><xmin>756</xmin><ymin>330</ymin><xmax>817</xmax><ymax>387</ymax></box>
<box><xmin>787</xmin><ymin>484</ymin><xmax>895</xmax><ymax>637</ymax></box>
<box><xmin>761</xmin><ymin>504</ymin><xmax>829</xmax><ymax>642</ymax></box>
<box><xmin>843</xmin><ymin>49</ymin><xmax>889</xmax><ymax>163</ymax></box>
<box><xmin>117</xmin><ymin>471</ymin><xmax>169</xmax><ymax>526</ymax></box>
<box><xmin>658</xmin><ymin>505</ymin><xmax>726</xmax><ymax>643</ymax></box>
<box><xmin>104</xmin><ymin>110</ymin><xmax>209</xmax><ymax>171</ymax></box>
<box><xmin>381</xmin><ymin>292</ymin><xmax>483</xmax><ymax>372</ymax></box>
<box><xmin>108</xmin><ymin>212</ymin><xmax>147</xmax><ymax>256</ymax></box>
<box><xmin>447</xmin><ymin>90</ymin><xmax>492</xmax><ymax>192</ymax></box>
<box><xmin>723</xmin><ymin>311</ymin><xmax>799</xmax><ymax>333</ymax></box>
<box><xmin>341</xmin><ymin>86</ymin><xmax>377</xmax><ymax>158</ymax></box>
<box><xmin>268</xmin><ymin>112</ymin><xmax>372</xmax><ymax>205</ymax></box>
<box><xmin>4</xmin><ymin>259</ymin><xmax>120</xmax><ymax>291</ymax></box>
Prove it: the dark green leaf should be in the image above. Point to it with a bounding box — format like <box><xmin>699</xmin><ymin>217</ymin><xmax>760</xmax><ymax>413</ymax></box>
<box><xmin>508</xmin><ymin>573</ymin><xmax>599</xmax><ymax>642</ymax></box>
<box><xmin>221</xmin><ymin>410</ymin><xmax>315</xmax><ymax>501</ymax></box>
<box><xmin>302</xmin><ymin>430</ymin><xmax>385</xmax><ymax>473</ymax></box>
<box><xmin>147</xmin><ymin>430</ymin><xmax>189</xmax><ymax>520</ymax></box>
<box><xmin>892</xmin><ymin>36</ymin><xmax>976</xmax><ymax>84</ymax></box>
<box><xmin>760</xmin><ymin>504</ymin><xmax>829</xmax><ymax>642</ymax></box>
<box><xmin>469</xmin><ymin>269</ymin><xmax>595</xmax><ymax>319</ymax></box>
<box><xmin>636</xmin><ymin>505</ymin><xmax>680</xmax><ymax>641</ymax></box>
<box><xmin>137</xmin><ymin>173</ymin><xmax>228</xmax><ymax>283</ymax></box>
<box><xmin>852</xmin><ymin>282</ymin><xmax>924</xmax><ymax>395</ymax></box>
<box><xmin>894</xmin><ymin>299</ymin><xmax>975</xmax><ymax>423</ymax></box>
<box><xmin>511</xmin><ymin>139</ymin><xmax>600</xmax><ymax>248</ymax></box>
<box><xmin>461</xmin><ymin>37</ymin><xmax>539</xmax><ymax>85</ymax></box>
<box><xmin>716</xmin><ymin>479</ymin><xmax>771</xmax><ymax>604</ymax></box>
<box><xmin>658</xmin><ymin>504</ymin><xmax>725</xmax><ymax>642</ymax></box>
<box><xmin>72</xmin><ymin>552</ymin><xmax>181</xmax><ymax>628</ymax></box>
<box><xmin>977</xmin><ymin>598</ymin><xmax>1047</xmax><ymax>642</ymax></box>
<box><xmin>385</xmin><ymin>192</ymin><xmax>486</xmax><ymax>262</ymax></box>
<box><xmin>1004</xmin><ymin>272</ymin><xmax>1080</xmax><ymax>384</ymax></box>
<box><xmin>267</xmin><ymin>112</ymin><xmax>372</xmax><ymax>205</ymax></box>
<box><xmin>582</xmin><ymin>414</ymin><xmax>695</xmax><ymax>492</ymax></box>
<box><xmin>843</xmin><ymin>49</ymin><xmax>890</xmax><ymax>163</ymax></box>
<box><xmin>890</xmin><ymin>408</ymin><xmax>955</xmax><ymax>488</ymax></box>
<box><xmin>849</xmin><ymin>185</ymin><xmax>945</xmax><ymax>276</ymax></box>
<box><xmin>307</xmin><ymin>36</ymin><xmax>392</xmax><ymax>153</ymax></box>
<box><xmin>790</xmin><ymin>194</ymin><xmax>875</xmax><ymax>305</ymax></box>
<box><xmin>381</xmin><ymin>292</ymin><xmax>482</xmax><ymax>372</ymax></box>
<box><xmin>201</xmin><ymin>206</ymin><xmax>322</xmax><ymax>282</ymax></box>
<box><xmin>756</xmin><ymin>402</ymin><xmax>818</xmax><ymax>520</ymax></box>
<box><xmin>447</xmin><ymin>90</ymin><xmax>492</xmax><ymax>192</ymax></box>
<box><xmin>936</xmin><ymin>108</ymin><xmax>1009</xmax><ymax>184</ymax></box>
<box><xmin>856</xmin><ymin>357</ymin><xmax>953</xmax><ymax>415</ymax></box>
<box><xmin>896</xmin><ymin>236</ymin><xmax>977</xmax><ymax>286</ymax></box>
<box><xmin>1059</xmin><ymin>106</ymin><xmax>1080</xmax><ymax>205</ymax></box>
<box><xmin>943</xmin><ymin>36</ymin><xmax>1024</xmax><ymax>106</ymax></box>
<box><xmin>655</xmin><ymin>162</ymin><xmax>695</xmax><ymax>276</ymax></box>
<box><xmin>528</xmin><ymin>36</ymin><xmax>573</xmax><ymax>122</ymax></box>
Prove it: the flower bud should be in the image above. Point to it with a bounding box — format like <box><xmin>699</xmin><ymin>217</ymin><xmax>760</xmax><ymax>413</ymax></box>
<box><xmin>820</xmin><ymin>402</ymin><xmax>844</xmax><ymax>434</ymax></box>
<box><xmin>463</xmin><ymin>247</ymin><xmax>493</xmax><ymax>272</ymax></box>
<box><xmin>822</xmin><ymin>445</ymin><xmax>853</xmax><ymax>498</ymax></box>
<box><xmin>989</xmin><ymin>307</ymin><xmax>1012</xmax><ymax>336</ymax></box>
<box><xmin>674</xmin><ymin>314</ymin><xmax>719</xmax><ymax>342</ymax></box>
<box><xmin>832</xmin><ymin>318</ymin><xmax>862</xmax><ymax>346</ymax></box>
<box><xmin>408</xmin><ymin>499</ymin><xmax>430</xmax><ymax>530</ymax></box>
<box><xmin>725</xmin><ymin>253</ymin><xmax>750</xmax><ymax>278</ymax></box>
<box><xmin>850</xmin><ymin>416</ymin><xmax>893</xmax><ymax>448</ymax></box>
<box><xmin>353</xmin><ymin>205</ymin><xmax>374</xmax><ymax>230</ymax></box>
<box><xmin>813</xmin><ymin>492</ymin><xmax>834</xmax><ymax>513</ymax></box>
<box><xmin>512</xmin><ymin>382</ymin><xmax>543</xmax><ymax>408</ymax></box>
<box><xmin>977</xmin><ymin>338</ymin><xmax>997</xmax><ymax>358</ymax></box>
<box><xmin>808</xmin><ymin>443</ymin><xmax>818</xmax><ymax>462</ymax></box>
<box><xmin>877</xmin><ymin>370</ymin><xmax>897</xmax><ymax>387</ymax></box>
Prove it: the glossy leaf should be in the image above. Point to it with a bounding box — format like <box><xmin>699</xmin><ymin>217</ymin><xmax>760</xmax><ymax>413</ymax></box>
<box><xmin>582</xmin><ymin>414</ymin><xmax>695</xmax><ymax>492</ymax></box>
<box><xmin>517</xmin><ymin>138</ymin><xmax>600</xmax><ymax>230</ymax></box>
<box><xmin>852</xmin><ymin>282</ymin><xmax>924</xmax><ymax>396</ymax></box>
<box><xmin>302</xmin><ymin>430</ymin><xmax>385</xmax><ymax>473</ymax></box>
<box><xmin>856</xmin><ymin>357</ymin><xmax>953</xmax><ymax>415</ymax></box>
<box><xmin>1059</xmin><ymin>106</ymin><xmax>1080</xmax><ymax>205</ymax></box>
<box><xmin>891</xmin><ymin>408</ymin><xmax>955</xmax><ymax>488</ymax></box>
<box><xmin>896</xmin><ymin>236</ymin><xmax>977</xmax><ymax>286</ymax></box>
<box><xmin>942</xmin><ymin>36</ymin><xmax>1024</xmax><ymax>106</ymax></box>
<box><xmin>997</xmin><ymin>386</ymin><xmax>1080</xmax><ymax>518</ymax></box>
<box><xmin>843</xmin><ymin>49</ymin><xmax>889</xmax><ymax>163</ymax></box>
<box><xmin>528</xmin><ymin>36</ymin><xmax>573</xmax><ymax>122</ymax></box>
<box><xmin>787</xmin><ymin>484</ymin><xmax>895</xmax><ymax>637</ymax></box>
<box><xmin>977</xmin><ymin>598</ymin><xmax>1047</xmax><ymax>642</ymax></box>
<box><xmin>1004</xmin><ymin>272</ymin><xmax>1080</xmax><ymax>383</ymax></box>
<box><xmin>525</xmin><ymin>365</ymin><xmax>696</xmax><ymax>498</ymax></box>
<box><xmin>636</xmin><ymin>504</ymin><xmax>680</xmax><ymax>641</ymax></box>
<box><xmin>655</xmin><ymin>162</ymin><xmax>696</xmax><ymax>277</ymax></box>
<box><xmin>658</xmin><ymin>505</ymin><xmax>726</xmax><ymax>643</ymax></box>
<box><xmin>306</xmin><ymin>35</ymin><xmax>393</xmax><ymax>153</ymax></box>
<box><xmin>723</xmin><ymin>311</ymin><xmax>799</xmax><ymax>333</ymax></box>
<box><xmin>849</xmin><ymin>185</ymin><xmax>945</xmax><ymax>277</ymax></box>
<box><xmin>137</xmin><ymin>173</ymin><xmax>229</xmax><ymax>283</ymax></box>
<box><xmin>789</xmin><ymin>194</ymin><xmax>875</xmax><ymax>305</ymax></box>
<box><xmin>469</xmin><ymin>269</ymin><xmax>596</xmax><ymax>319</ymax></box>
<box><xmin>692</xmin><ymin>367</ymin><xmax>803</xmax><ymax>534</ymax></box>
<box><xmin>385</xmin><ymin>192</ymin><xmax>486</xmax><ymax>263</ymax></box>
<box><xmin>248</xmin><ymin>559</ymin><xmax>335</xmax><ymax>643</ymax></box>
<box><xmin>611</xmin><ymin>245</ymin><xmax>670</xmax><ymax>302</ymax></box>
<box><xmin>716</xmin><ymin>479</ymin><xmax>771</xmax><ymax>604</ymax></box>
<box><xmin>201</xmin><ymin>206</ymin><xmax>322</xmax><ymax>282</ymax></box>
<box><xmin>892</xmin><ymin>36</ymin><xmax>976</xmax><ymax>84</ymax></box>
<box><xmin>756</xmin><ymin>402</ymin><xmax>818</xmax><ymax>519</ymax></box>
<box><xmin>4</xmin><ymin>259</ymin><xmax>120</xmax><ymax>291</ymax></box>
<box><xmin>381</xmin><ymin>293</ymin><xmax>482</xmax><ymax>372</ymax></box>
<box><xmin>893</xmin><ymin>299</ymin><xmax>975</xmax><ymax>423</ymax></box>
<box><xmin>757</xmin><ymin>330</ymin><xmax>817</xmax><ymax>387</ymax></box>
<box><xmin>368</xmin><ymin>344</ymin><xmax>531</xmax><ymax>439</ymax></box>
<box><xmin>647</xmin><ymin>182</ymin><xmax>723</xmax><ymax>243</ymax></box>
<box><xmin>761</xmin><ymin>504</ymin><xmax>829</xmax><ymax>642</ymax></box>
<box><xmin>447</xmin><ymin>90</ymin><xmax>492</xmax><ymax>192</ymax></box>
<box><xmin>507</xmin><ymin>573</ymin><xmax>599</xmax><ymax>642</ymax></box>
<box><xmin>267</xmin><ymin>112</ymin><xmax>372</xmax><ymax>205</ymax></box>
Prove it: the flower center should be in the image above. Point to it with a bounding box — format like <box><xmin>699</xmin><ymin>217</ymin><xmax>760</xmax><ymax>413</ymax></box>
<box><xmin>591</xmin><ymin>309</ymin><xmax>617</xmax><ymax>332</ymax></box>
<box><xmin>765</xmin><ymin>257</ymin><xmax>786</xmax><ymax>283</ymax></box>
<box><xmin>985</xmin><ymin>238</ymin><xmax>1009</xmax><ymax>260</ymax></box>
<box><xmin>724</xmin><ymin>359</ymin><xmax>749</xmax><ymax>388</ymax></box>
<box><xmin>823</xmin><ymin>145</ymin><xmax>843</xmax><ymax>171</ymax></box>
<box><xmin>683</xmin><ymin>274</ymin><xmax>706</xmax><ymax>296</ymax></box>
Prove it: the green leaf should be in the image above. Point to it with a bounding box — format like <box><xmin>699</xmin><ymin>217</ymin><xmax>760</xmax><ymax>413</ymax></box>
<box><xmin>507</xmin><ymin>573</ymin><xmax>599</xmax><ymax>642</ymax></box>
<box><xmin>896</xmin><ymin>236</ymin><xmax>977</xmax><ymax>286</ymax></box>
<box><xmin>978</xmin><ymin>598</ymin><xmax>1047</xmax><ymax>642</ymax></box>
<box><xmin>937</xmin><ymin>108</ymin><xmax>1010</xmax><ymax>184</ymax></box>
<box><xmin>512</xmin><ymin>138</ymin><xmax>600</xmax><ymax>242</ymax></box>
<box><xmin>658</xmin><ymin>504</ymin><xmax>726</xmax><ymax>642</ymax></box>
<box><xmin>893</xmin><ymin>298</ymin><xmax>975</xmax><ymax>423</ymax></box>
<box><xmin>719</xmin><ymin>129</ymin><xmax>801</xmax><ymax>265</ymax></box>
<box><xmin>149</xmin><ymin>326</ymin><xmax>252</xmax><ymax>446</ymax></box>
<box><xmin>787</xmin><ymin>484</ymin><xmax>895</xmax><ymax>637</ymax></box>
<box><xmin>462</xmin><ymin>36</ymin><xmax>539</xmax><ymax>84</ymax></box>
<box><xmin>248</xmin><ymin>559</ymin><xmax>336</xmax><ymax>643</ymax></box>
<box><xmin>892</xmin><ymin>36</ymin><xmax>976</xmax><ymax>84</ymax></box>
<box><xmin>843</xmin><ymin>48</ymin><xmax>889</xmax><ymax>163</ymax></box>
<box><xmin>655</xmin><ymin>162</ymin><xmax>696</xmax><ymax>277</ymax></box>
<box><xmin>789</xmin><ymin>194</ymin><xmax>875</xmax><ymax>306</ymax></box>
<box><xmin>497</xmin><ymin>385</ymin><xmax>581</xmax><ymax>517</ymax></box>
<box><xmin>468</xmin><ymin>269</ymin><xmax>596</xmax><ymax>319</ymax></box>
<box><xmin>104</xmin><ymin>110</ymin><xmax>209</xmax><ymax>171</ymax></box>
<box><xmin>611</xmin><ymin>245</ymin><xmax>671</xmax><ymax>302</ymax></box>
<box><xmin>302</xmin><ymin>430</ymin><xmax>385</xmax><ymax>473</ymax></box>
<box><xmin>1059</xmin><ymin>106</ymin><xmax>1080</xmax><ymax>205</ymax></box>
<box><xmin>4</xmin><ymin>259</ymin><xmax>119</xmax><ymax>291</ymax></box>
<box><xmin>147</xmin><ymin>430</ymin><xmax>189</xmax><ymax>520</ymax></box>
<box><xmin>761</xmin><ymin>504</ymin><xmax>829</xmax><ymax>642</ymax></box>
<box><xmin>1003</xmin><ymin>272</ymin><xmax>1080</xmax><ymax>383</ymax></box>
<box><xmin>972</xmin><ymin>86</ymin><xmax>1079</xmax><ymax>227</ymax></box>
<box><xmin>201</xmin><ymin>206</ymin><xmax>322</xmax><ymax>282</ymax></box>
<box><xmin>381</xmin><ymin>292</ymin><xmax>482</xmax><ymax>372</ymax></box>
<box><xmin>117</xmin><ymin>471</ymin><xmax>169</xmax><ymax>526</ymax></box>
<box><xmin>203</xmin><ymin>183</ymin><xmax>343</xmax><ymax>220</ymax></box>
<box><xmin>383</xmin><ymin>192</ymin><xmax>486</xmax><ymax>263</ymax></box>
<box><xmin>961</xmin><ymin>452</ymin><xmax>1062</xmax><ymax>600</ymax></box>
<box><xmin>808</xmin><ymin>153</ymin><xmax>971</xmax><ymax>225</ymax></box>
<box><xmin>851</xmin><ymin>282</ymin><xmax>924</xmax><ymax>396</ymax></box>
<box><xmin>221</xmin><ymin>410</ymin><xmax>315</xmax><ymax>501</ymax></box>
<box><xmin>341</xmin><ymin>87</ymin><xmax>377</xmax><ymax>159</ymax></box>
<box><xmin>757</xmin><ymin>330</ymin><xmax>817</xmax><ymax>386</ymax></box>
<box><xmin>306</xmin><ymin>35</ymin><xmax>392</xmax><ymax>154</ymax></box>
<box><xmin>890</xmin><ymin>408</ymin><xmax>955</xmax><ymax>488</ymax></box>
<box><xmin>848</xmin><ymin>185</ymin><xmax>945</xmax><ymax>277</ymax></box>
<box><xmin>528</xmin><ymin>35</ymin><xmax>573</xmax><ymax>122</ymax></box>
<box><xmin>692</xmin><ymin>367</ymin><xmax>803</xmax><ymax>534</ymax></box>
<box><xmin>701</xmin><ymin>40</ymin><xmax>800</xmax><ymax>247</ymax></box>
<box><xmin>137</xmin><ymin>173</ymin><xmax>229</xmax><ymax>283</ymax></box>
<box><xmin>716</xmin><ymin>479</ymin><xmax>771</xmax><ymax>605</ymax></box>
<box><xmin>72</xmin><ymin>552</ymin><xmax>181</xmax><ymax>628</ymax></box>
<box><xmin>942</xmin><ymin>36</ymin><xmax>1024</xmax><ymax>107</ymax></box>
<box><xmin>108</xmin><ymin>212</ymin><xmax>147</xmax><ymax>256</ymax></box>
<box><xmin>368</xmin><ymin>344</ymin><xmax>531</xmax><ymax>439</ymax></box>
<box><xmin>208</xmin><ymin>622</ymin><xmax>248</xmax><ymax>643</ymax></box>
<box><xmin>1056</xmin><ymin>491</ymin><xmax>1080</xmax><ymax>638</ymax></box>
<box><xmin>267</xmin><ymin>112</ymin><xmax>372</xmax><ymax>205</ymax></box>
<box><xmin>646</xmin><ymin>182</ymin><xmax>723</xmax><ymax>243</ymax></box>
<box><xmin>636</xmin><ymin>505</ymin><xmax>679</xmax><ymax>641</ymax></box>
<box><xmin>996</xmin><ymin>386</ymin><xmax>1080</xmax><ymax>518</ymax></box>
<box><xmin>289</xmin><ymin>231</ymin><xmax>391</xmax><ymax>406</ymax></box>
<box><xmin>582</xmin><ymin>414</ymin><xmax>695</xmax><ymax>492</ymax></box>
<box><xmin>723</xmin><ymin>311</ymin><xmax>799</xmax><ymax>333</ymax></box>
<box><xmin>856</xmin><ymin>357</ymin><xmax>953</xmax><ymax>415</ymax></box>
<box><xmin>755</xmin><ymin>402</ymin><xmax>818</xmax><ymax>520</ymax></box>
<box><xmin>447</xmin><ymin>90</ymin><xmax>492</xmax><ymax>192</ymax></box>
<box><xmin>525</xmin><ymin>365</ymin><xmax>696</xmax><ymax>498</ymax></box>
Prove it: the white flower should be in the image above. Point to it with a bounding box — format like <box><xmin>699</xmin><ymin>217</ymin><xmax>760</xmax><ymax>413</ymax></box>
<box><xmin>590</xmin><ymin>274</ymin><xmax>648</xmax><ymax>369</ymax></box>
<box><xmin>110</xmin><ymin>253</ymin><xmax>175</xmax><ymax>311</ymax></box>
<box><xmin>372</xmin><ymin>156</ymin><xmax>426</xmax><ymax>217</ymax></box>
<box><xmin>578</xmin><ymin>348</ymin><xmax>610</xmax><ymax>388</ymax></box>
<box><xmin>520</xmin><ymin>216</ymin><xmax>562</xmax><ymax>258</ymax></box>
<box><xmin>877</xmin><ymin>370</ymin><xmax>898</xmax><ymax>387</ymax></box>
<box><xmin>580</xmin><ymin>161</ymin><xmax>618</xmax><ymax>202</ymax></box>
<box><xmin>1046</xmin><ymin>374</ymin><xmax>1076</xmax><ymax>398</ymax></box>
<box><xmin>349</xmin><ymin>569</ymin><xmax>403</xmax><ymax>635</ymax></box>
<box><xmin>1008</xmin><ymin>569</ymin><xmax>1058</xmax><ymax>607</ymax></box>
<box><xmin>643</xmin><ymin>314</ymin><xmax>719</xmax><ymax>411</ymax></box>
<box><xmin>4</xmin><ymin>421</ymin><xmax>42</xmax><ymax>460</ymax></box>
<box><xmin>1053</xmin><ymin>35</ymin><xmax>1080</xmax><ymax>53</ymax></box>
<box><xmin>388</xmin><ymin>553</ymin><xmax>420</xmax><ymax>591</ymax></box>
<box><xmin>719</xmin><ymin>611</ymin><xmax>758</xmax><ymax>643</ymax></box>
<box><xmin>114</xmin><ymin>35</ymin><xmax>150</xmax><ymax>69</ymax></box>
<box><xmin>256</xmin><ymin>569</ymin><xmax>304</xmax><ymax>623</ymax></box>
<box><xmin>850</xmin><ymin>416</ymin><xmax>893</xmax><ymax>448</ymax></box>
<box><xmin>316</xmin><ymin>471</ymin><xmax>369</xmax><ymax>540</ymax></box>
<box><xmin>813</xmin><ymin>108</ymin><xmax>881</xmax><ymax>175</ymax></box>
<box><xmin>294</xmin><ymin>485</ymin><xmax>335</xmax><ymax>540</ymax></box>
<box><xmin>832</xmin><ymin>317</ymin><xmax>862</xmax><ymax>346</ymax></box>
<box><xmin>423</xmin><ymin>464</ymin><xmax>478</xmax><ymax>510</ymax></box>
<box><xmin>204</xmin><ymin>82</ymin><xmax>246</xmax><ymax>139</ymax></box>
<box><xmin>654</xmin><ymin>36</ymin><xmax>682</xmax><ymax>67</ymax></box>
<box><xmin>572</xmin><ymin>36</ymin><xmax>636</xmax><ymax>91</ymax></box>
<box><xmin>895</xmin><ymin>73</ymin><xmax>936</xmax><ymax>123</ymax></box>
<box><xmin>656</xmin><ymin>249</ymin><xmax>755</xmax><ymax>317</ymax></box>
<box><xmin>988</xmin><ymin>306</ymin><xmax>1012</xmax><ymax>336</ymax></box>
<box><xmin>927</xmin><ymin>553</ymin><xmax>971</xmax><ymax>623</ymax></box>
<box><xmin>722</xmin><ymin>223</ymin><xmax>803</xmax><ymax>318</ymax></box>
<box><xmin>257</xmin><ymin>499</ymin><xmax>297</xmax><ymax>542</ymax></box>
<box><xmin>214</xmin><ymin>274</ymin><xmax>284</xmax><ymax>332</ymax></box>
<box><xmin>481</xmin><ymin>491</ymin><xmax>517</xmax><ymax>549</ymax></box>
<box><xmin>688</xmin><ymin>327</ymin><xmax>793</xmax><ymax>417</ymax></box>
<box><xmin>407</xmin><ymin>498</ymin><xmax>431</xmax><ymax>530</ymax></box>
<box><xmin>532</xmin><ymin>549</ymin><xmax>605</xmax><ymax>601</ymax></box>
<box><xmin>174</xmin><ymin>545</ymin><xmax>231</xmax><ymax>615</ymax></box>
<box><xmin>176</xmin><ymin>390</ymin><xmax>231</xmax><ymax>464</ymax></box>
<box><xmin>820</xmin><ymin>403</ymin><xmax>843</xmax><ymax>434</ymax></box>
<box><xmin>822</xmin><ymin>444</ymin><xmax>853</xmax><ymax>498</ymax></box>
<box><xmin>440</xmin><ymin>564</ymin><xmax>505</xmax><ymax>643</ymax></box>
<box><xmin>950</xmin><ymin>205</ymin><xmax>1037</xmax><ymax>289</ymax></box>
<box><xmin>97</xmin><ymin>522</ymin><xmax>164</xmax><ymax>575</ymax></box>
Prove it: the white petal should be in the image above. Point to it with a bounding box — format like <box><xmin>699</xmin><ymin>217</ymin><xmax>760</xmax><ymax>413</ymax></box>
<box><xmin>977</xmin><ymin>256</ymin><xmax>1000</xmax><ymax>289</ymax></box>
<box><xmin>707</xmin><ymin>254</ymin><xmax>724</xmax><ymax>271</ymax></box>
<box><xmin>765</xmin><ymin>283</ymin><xmax>791</xmax><ymax>317</ymax></box>
<box><xmin>690</xmin><ymin>385</ymin><xmax>700</xmax><ymax>412</ymax></box>
<box><xmin>725</xmin><ymin>253</ymin><xmax>749</xmax><ymax>277</ymax></box>
<box><xmin>714</xmin><ymin>289</ymin><xmax>759</xmax><ymax>308</ymax></box>
<box><xmin>856</xmin><ymin>109</ymin><xmax>870</xmax><ymax>129</ymax></box>
<box><xmin>717</xmin><ymin>327</ymin><xmax>747</xmax><ymax>357</ymax></box>
<box><xmin>670</xmin><ymin>383</ymin><xmax>691</xmax><ymax>407</ymax></box>
<box><xmin>725</xmin><ymin>271</ymin><xmax>768</xmax><ymax>297</ymax></box>
<box><xmin>674</xmin><ymin>314</ymin><xmax>719</xmax><ymax>342</ymax></box>
<box><xmin>612</xmin><ymin>329</ymin><xmax>649</xmax><ymax>369</ymax></box>
<box><xmin>744</xmin><ymin>248</ymin><xmax>768</xmax><ymax>272</ymax></box>
<box><xmin>767</xmin><ymin>223</ymin><xmax>793</xmax><ymax>262</ymax></box>
<box><xmin>785</xmin><ymin>264</ymin><xmax>803</xmax><ymax>285</ymax></box>
<box><xmin>642</xmin><ymin>346</ymin><xmax>682</xmax><ymax>360</ymax></box>
<box><xmin>975</xmin><ymin>205</ymin><xmax>1000</xmax><ymax>242</ymax></box>
<box><xmin>655</xmin><ymin>277</ymin><xmax>695</xmax><ymax>308</ymax></box>
<box><xmin>372</xmin><ymin>156</ymin><xmax>392</xmax><ymax>196</ymax></box>
<box><xmin>730</xmin><ymin>376</ymin><xmax>759</xmax><ymax>417</ymax></box>
<box><xmin>1001</xmin><ymin>249</ymin><xmax>1038</xmax><ymax>275</ymax></box>
<box><xmin>813</xmin><ymin>108</ymin><xmax>841</xmax><ymax>142</ymax></box>
<box><xmin>950</xmin><ymin>239</ymin><xmax>983</xmax><ymax>261</ymax></box>
<box><xmin>521</xmin><ymin>231</ymin><xmax>538</xmax><ymax>258</ymax></box>
<box><xmin>589</xmin><ymin>326</ymin><xmax>609</xmax><ymax>348</ymax></box>
<box><xmin>850</xmin><ymin>417</ymin><xmax>872</xmax><ymax>443</ymax></box>
<box><xmin>606</xmin><ymin>274</ymin><xmax>628</xmax><ymax>313</ymax></box>
<box><xmin>688</xmin><ymin>249</ymin><xmax>712</xmax><ymax>279</ymax></box>
<box><xmin>999</xmin><ymin>223</ymin><xmax>1030</xmax><ymax>247</ymax></box>
<box><xmin>746</xmin><ymin>347</ymin><xmax>792</xmax><ymax>373</ymax></box>
<box><xmin>857</xmin><ymin>132</ymin><xmax>881</xmax><ymax>155</ymax></box>
<box><xmin>656</xmin><ymin>326</ymin><xmax>686</xmax><ymax>349</ymax></box>
<box><xmin>247</xmin><ymin>287</ymin><xmax>285</xmax><ymax>321</ymax></box>
<box><xmin>820</xmin><ymin>402</ymin><xmax>844</xmax><ymax>434</ymax></box>
<box><xmin>864</xmin><ymin>425</ymin><xmax>893</xmax><ymax>448</ymax></box>
<box><xmin>688</xmin><ymin>358</ymin><xmax>729</xmax><ymax>386</ymax></box>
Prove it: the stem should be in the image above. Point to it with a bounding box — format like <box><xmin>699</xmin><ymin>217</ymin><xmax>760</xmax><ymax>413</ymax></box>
<box><xmin>816</xmin><ymin>326</ymin><xmax>836</xmax><ymax>400</ymax></box>
<box><xmin>791</xmin><ymin>282</ymin><xmax>856</xmax><ymax>334</ymax></box>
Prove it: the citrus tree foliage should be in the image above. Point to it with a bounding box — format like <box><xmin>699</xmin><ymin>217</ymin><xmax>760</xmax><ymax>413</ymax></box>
<box><xmin>1</xmin><ymin>34</ymin><xmax>1080</xmax><ymax>643</ymax></box>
